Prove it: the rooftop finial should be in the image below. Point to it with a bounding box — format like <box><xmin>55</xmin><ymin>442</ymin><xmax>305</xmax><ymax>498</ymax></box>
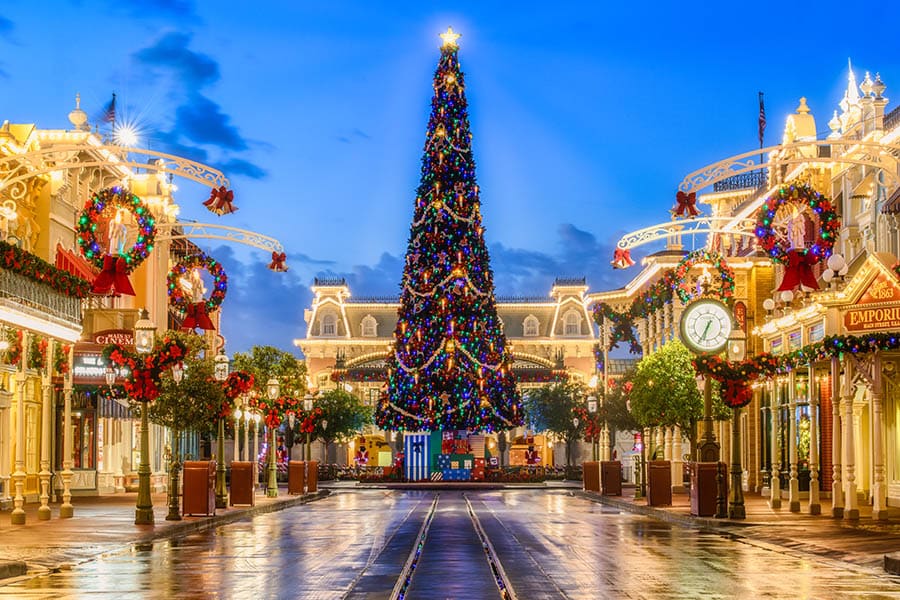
<box><xmin>440</xmin><ymin>26</ymin><xmax>461</xmax><ymax>48</ymax></box>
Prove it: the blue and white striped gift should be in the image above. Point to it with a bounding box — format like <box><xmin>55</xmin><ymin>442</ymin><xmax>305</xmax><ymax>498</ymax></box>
<box><xmin>404</xmin><ymin>433</ymin><xmax>431</xmax><ymax>481</ymax></box>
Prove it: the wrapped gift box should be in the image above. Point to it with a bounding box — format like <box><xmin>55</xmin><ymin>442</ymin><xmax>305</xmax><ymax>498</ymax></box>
<box><xmin>436</xmin><ymin>454</ymin><xmax>452</xmax><ymax>469</ymax></box>
<box><xmin>442</xmin><ymin>468</ymin><xmax>471</xmax><ymax>481</ymax></box>
<box><xmin>474</xmin><ymin>458</ymin><xmax>486</xmax><ymax>468</ymax></box>
<box><xmin>471</xmin><ymin>469</ymin><xmax>485</xmax><ymax>481</ymax></box>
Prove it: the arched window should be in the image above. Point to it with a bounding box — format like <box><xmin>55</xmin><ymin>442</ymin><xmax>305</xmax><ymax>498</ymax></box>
<box><xmin>564</xmin><ymin>310</ymin><xmax>581</xmax><ymax>336</ymax></box>
<box><xmin>523</xmin><ymin>315</ymin><xmax>539</xmax><ymax>337</ymax></box>
<box><xmin>321</xmin><ymin>313</ymin><xmax>337</xmax><ymax>336</ymax></box>
<box><xmin>361</xmin><ymin>315</ymin><xmax>377</xmax><ymax>337</ymax></box>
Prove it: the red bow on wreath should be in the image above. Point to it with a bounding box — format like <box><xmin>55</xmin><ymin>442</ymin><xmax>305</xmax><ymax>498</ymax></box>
<box><xmin>268</xmin><ymin>251</ymin><xmax>288</xmax><ymax>272</ymax></box>
<box><xmin>203</xmin><ymin>186</ymin><xmax>237</xmax><ymax>216</ymax></box>
<box><xmin>611</xmin><ymin>248</ymin><xmax>635</xmax><ymax>269</ymax></box>
<box><xmin>671</xmin><ymin>191</ymin><xmax>700</xmax><ymax>218</ymax></box>
<box><xmin>92</xmin><ymin>255</ymin><xmax>136</xmax><ymax>296</ymax></box>
<box><xmin>182</xmin><ymin>302</ymin><xmax>216</xmax><ymax>331</ymax></box>
<box><xmin>777</xmin><ymin>248</ymin><xmax>820</xmax><ymax>291</ymax></box>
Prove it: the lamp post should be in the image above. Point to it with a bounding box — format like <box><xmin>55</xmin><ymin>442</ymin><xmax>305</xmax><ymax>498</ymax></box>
<box><xmin>213</xmin><ymin>352</ymin><xmax>229</xmax><ymax>508</ymax></box>
<box><xmin>303</xmin><ymin>394</ymin><xmax>313</xmax><ymax>461</ymax></box>
<box><xmin>252</xmin><ymin>411</ymin><xmax>261</xmax><ymax>488</ymax></box>
<box><xmin>133</xmin><ymin>309</ymin><xmax>156</xmax><ymax>525</ymax></box>
<box><xmin>587</xmin><ymin>395</ymin><xmax>598</xmax><ymax>461</ymax></box>
<box><xmin>165</xmin><ymin>362</ymin><xmax>185</xmax><ymax>521</ymax></box>
<box><xmin>233</xmin><ymin>397</ymin><xmax>244</xmax><ymax>463</ymax></box>
<box><xmin>727</xmin><ymin>329</ymin><xmax>747</xmax><ymax>519</ymax></box>
<box><xmin>266</xmin><ymin>377</ymin><xmax>281</xmax><ymax>497</ymax></box>
<box><xmin>286</xmin><ymin>411</ymin><xmax>296</xmax><ymax>462</ymax></box>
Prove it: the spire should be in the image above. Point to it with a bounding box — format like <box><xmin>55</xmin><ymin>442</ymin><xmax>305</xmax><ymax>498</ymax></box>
<box><xmin>846</xmin><ymin>58</ymin><xmax>860</xmax><ymax>105</ymax></box>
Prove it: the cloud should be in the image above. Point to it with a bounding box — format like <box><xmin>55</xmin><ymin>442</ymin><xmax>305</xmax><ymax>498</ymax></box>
<box><xmin>132</xmin><ymin>32</ymin><xmax>218</xmax><ymax>88</ymax></box>
<box><xmin>315</xmin><ymin>252</ymin><xmax>403</xmax><ymax>298</ymax></box>
<box><xmin>173</xmin><ymin>94</ymin><xmax>248</xmax><ymax>151</ymax></box>
<box><xmin>337</xmin><ymin>128</ymin><xmax>372</xmax><ymax>144</ymax></box>
<box><xmin>132</xmin><ymin>34</ymin><xmax>265</xmax><ymax>179</ymax></box>
<box><xmin>98</xmin><ymin>0</ymin><xmax>196</xmax><ymax>19</ymax></box>
<box><xmin>0</xmin><ymin>16</ymin><xmax>13</xmax><ymax>39</ymax></box>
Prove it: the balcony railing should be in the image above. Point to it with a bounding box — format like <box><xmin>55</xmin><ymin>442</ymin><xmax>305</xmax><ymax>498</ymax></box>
<box><xmin>0</xmin><ymin>267</ymin><xmax>83</xmax><ymax>326</ymax></box>
<box><xmin>712</xmin><ymin>169</ymin><xmax>768</xmax><ymax>193</ymax></box>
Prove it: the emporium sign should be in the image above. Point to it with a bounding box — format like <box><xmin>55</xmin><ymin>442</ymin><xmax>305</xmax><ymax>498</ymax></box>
<box><xmin>844</xmin><ymin>273</ymin><xmax>900</xmax><ymax>332</ymax></box>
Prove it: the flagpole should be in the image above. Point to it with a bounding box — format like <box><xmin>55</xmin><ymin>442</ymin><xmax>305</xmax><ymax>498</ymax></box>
<box><xmin>758</xmin><ymin>91</ymin><xmax>766</xmax><ymax>173</ymax></box>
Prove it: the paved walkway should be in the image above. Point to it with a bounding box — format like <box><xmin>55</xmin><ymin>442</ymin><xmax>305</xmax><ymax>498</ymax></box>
<box><xmin>1</xmin><ymin>480</ymin><xmax>899</xmax><ymax>585</ymax></box>
<box><xmin>579</xmin><ymin>484</ymin><xmax>900</xmax><ymax>574</ymax></box>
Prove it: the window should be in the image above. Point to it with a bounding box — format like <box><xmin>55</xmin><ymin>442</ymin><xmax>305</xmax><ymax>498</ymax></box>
<box><xmin>361</xmin><ymin>315</ymin><xmax>377</xmax><ymax>337</ymax></box>
<box><xmin>564</xmin><ymin>310</ymin><xmax>581</xmax><ymax>336</ymax></box>
<box><xmin>321</xmin><ymin>313</ymin><xmax>337</xmax><ymax>336</ymax></box>
<box><xmin>523</xmin><ymin>315</ymin><xmax>539</xmax><ymax>337</ymax></box>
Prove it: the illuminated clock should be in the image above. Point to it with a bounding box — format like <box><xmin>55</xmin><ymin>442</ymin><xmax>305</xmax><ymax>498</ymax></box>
<box><xmin>679</xmin><ymin>299</ymin><xmax>733</xmax><ymax>355</ymax></box>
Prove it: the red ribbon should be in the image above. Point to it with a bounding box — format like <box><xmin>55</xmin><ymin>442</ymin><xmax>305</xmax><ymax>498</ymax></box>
<box><xmin>777</xmin><ymin>248</ymin><xmax>820</xmax><ymax>291</ymax></box>
<box><xmin>268</xmin><ymin>251</ymin><xmax>288</xmax><ymax>272</ymax></box>
<box><xmin>182</xmin><ymin>302</ymin><xmax>216</xmax><ymax>331</ymax></box>
<box><xmin>611</xmin><ymin>248</ymin><xmax>635</xmax><ymax>269</ymax></box>
<box><xmin>671</xmin><ymin>191</ymin><xmax>700</xmax><ymax>218</ymax></box>
<box><xmin>91</xmin><ymin>255</ymin><xmax>136</xmax><ymax>296</ymax></box>
<box><xmin>203</xmin><ymin>186</ymin><xmax>237</xmax><ymax>216</ymax></box>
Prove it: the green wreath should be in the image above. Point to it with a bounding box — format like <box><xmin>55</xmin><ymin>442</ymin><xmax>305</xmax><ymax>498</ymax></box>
<box><xmin>167</xmin><ymin>253</ymin><xmax>228</xmax><ymax>312</ymax></box>
<box><xmin>77</xmin><ymin>186</ymin><xmax>156</xmax><ymax>271</ymax></box>
<box><xmin>754</xmin><ymin>183</ymin><xmax>840</xmax><ymax>264</ymax></box>
<box><xmin>674</xmin><ymin>249</ymin><xmax>735</xmax><ymax>304</ymax></box>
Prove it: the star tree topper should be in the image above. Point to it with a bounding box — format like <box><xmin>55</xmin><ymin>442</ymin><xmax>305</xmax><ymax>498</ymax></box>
<box><xmin>440</xmin><ymin>26</ymin><xmax>461</xmax><ymax>48</ymax></box>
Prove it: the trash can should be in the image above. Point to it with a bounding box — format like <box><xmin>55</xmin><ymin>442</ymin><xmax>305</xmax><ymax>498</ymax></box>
<box><xmin>601</xmin><ymin>461</ymin><xmax>622</xmax><ymax>496</ymax></box>
<box><xmin>689</xmin><ymin>461</ymin><xmax>717</xmax><ymax>516</ymax></box>
<box><xmin>230</xmin><ymin>461</ymin><xmax>255</xmax><ymax>506</ymax></box>
<box><xmin>288</xmin><ymin>461</ymin><xmax>306</xmax><ymax>495</ymax></box>
<box><xmin>306</xmin><ymin>460</ymin><xmax>319</xmax><ymax>493</ymax></box>
<box><xmin>582</xmin><ymin>461</ymin><xmax>600</xmax><ymax>492</ymax></box>
<box><xmin>183</xmin><ymin>460</ymin><xmax>216</xmax><ymax>516</ymax></box>
<box><xmin>648</xmin><ymin>460</ymin><xmax>672</xmax><ymax>506</ymax></box>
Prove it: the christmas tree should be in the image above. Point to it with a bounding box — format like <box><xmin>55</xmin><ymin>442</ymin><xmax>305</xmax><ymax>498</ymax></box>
<box><xmin>376</xmin><ymin>28</ymin><xmax>523</xmax><ymax>433</ymax></box>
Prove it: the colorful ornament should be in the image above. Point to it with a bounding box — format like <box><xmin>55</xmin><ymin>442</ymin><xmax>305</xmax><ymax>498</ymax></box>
<box><xmin>671</xmin><ymin>190</ymin><xmax>700</xmax><ymax>218</ymax></box>
<box><xmin>268</xmin><ymin>251</ymin><xmax>288</xmax><ymax>272</ymax></box>
<box><xmin>203</xmin><ymin>186</ymin><xmax>237</xmax><ymax>216</ymax></box>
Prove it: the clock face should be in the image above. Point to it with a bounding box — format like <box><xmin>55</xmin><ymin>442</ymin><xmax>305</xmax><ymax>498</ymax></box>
<box><xmin>680</xmin><ymin>299</ymin><xmax>733</xmax><ymax>354</ymax></box>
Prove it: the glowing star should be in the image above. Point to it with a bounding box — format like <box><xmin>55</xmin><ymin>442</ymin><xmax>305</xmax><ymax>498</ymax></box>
<box><xmin>440</xmin><ymin>26</ymin><xmax>461</xmax><ymax>48</ymax></box>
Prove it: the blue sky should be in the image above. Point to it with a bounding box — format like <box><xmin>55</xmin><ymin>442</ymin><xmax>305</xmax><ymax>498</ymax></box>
<box><xmin>1</xmin><ymin>2</ymin><xmax>899</xmax><ymax>354</ymax></box>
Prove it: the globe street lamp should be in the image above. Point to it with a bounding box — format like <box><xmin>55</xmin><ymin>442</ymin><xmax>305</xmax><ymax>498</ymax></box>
<box><xmin>213</xmin><ymin>351</ymin><xmax>229</xmax><ymax>508</ymax></box>
<box><xmin>252</xmin><ymin>411</ymin><xmax>261</xmax><ymax>489</ymax></box>
<box><xmin>266</xmin><ymin>377</ymin><xmax>281</xmax><ymax>497</ymax></box>
<box><xmin>303</xmin><ymin>394</ymin><xmax>313</xmax><ymax>461</ymax></box>
<box><xmin>233</xmin><ymin>404</ymin><xmax>244</xmax><ymax>462</ymax></box>
<box><xmin>286</xmin><ymin>411</ymin><xmax>296</xmax><ymax>462</ymax></box>
<box><xmin>133</xmin><ymin>309</ymin><xmax>156</xmax><ymax>525</ymax></box>
<box><xmin>587</xmin><ymin>396</ymin><xmax>598</xmax><ymax>461</ymax></box>
<box><xmin>165</xmin><ymin>362</ymin><xmax>185</xmax><ymax>521</ymax></box>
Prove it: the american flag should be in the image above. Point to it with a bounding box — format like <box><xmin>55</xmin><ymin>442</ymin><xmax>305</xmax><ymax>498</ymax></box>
<box><xmin>758</xmin><ymin>91</ymin><xmax>766</xmax><ymax>147</ymax></box>
<box><xmin>101</xmin><ymin>93</ymin><xmax>116</xmax><ymax>124</ymax></box>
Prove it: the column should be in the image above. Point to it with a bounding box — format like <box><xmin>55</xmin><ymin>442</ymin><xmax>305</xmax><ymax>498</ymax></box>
<box><xmin>830</xmin><ymin>357</ymin><xmax>843</xmax><ymax>518</ymax></box>
<box><xmin>671</xmin><ymin>425</ymin><xmax>683</xmax><ymax>490</ymax></box>
<box><xmin>243</xmin><ymin>415</ymin><xmax>250</xmax><ymax>463</ymax></box>
<box><xmin>38</xmin><ymin>343</ymin><xmax>53</xmax><ymax>520</ymax></box>
<box><xmin>655</xmin><ymin>427</ymin><xmax>664</xmax><ymax>461</ymax></box>
<box><xmin>0</xmin><ymin>391</ymin><xmax>9</xmax><ymax>504</ymax></box>
<box><xmin>788</xmin><ymin>371</ymin><xmax>800</xmax><ymax>512</ymax></box>
<box><xmin>11</xmin><ymin>331</ymin><xmax>28</xmax><ymax>524</ymax></box>
<box><xmin>842</xmin><ymin>359</ymin><xmax>859</xmax><ymax>520</ymax></box>
<box><xmin>769</xmin><ymin>378</ymin><xmax>781</xmax><ymax>509</ymax></box>
<box><xmin>872</xmin><ymin>352</ymin><xmax>888</xmax><ymax>520</ymax></box>
<box><xmin>808</xmin><ymin>363</ymin><xmax>821</xmax><ymax>515</ymax></box>
<box><xmin>233</xmin><ymin>417</ymin><xmax>240</xmax><ymax>463</ymax></box>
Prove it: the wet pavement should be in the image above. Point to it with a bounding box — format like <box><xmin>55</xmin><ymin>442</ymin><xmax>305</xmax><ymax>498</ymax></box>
<box><xmin>3</xmin><ymin>489</ymin><xmax>899</xmax><ymax>599</ymax></box>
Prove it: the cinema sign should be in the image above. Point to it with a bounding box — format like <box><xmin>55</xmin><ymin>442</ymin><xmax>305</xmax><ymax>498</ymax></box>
<box><xmin>844</xmin><ymin>273</ymin><xmax>900</xmax><ymax>332</ymax></box>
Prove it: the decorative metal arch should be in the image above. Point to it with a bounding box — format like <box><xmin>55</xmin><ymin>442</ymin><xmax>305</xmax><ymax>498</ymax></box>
<box><xmin>615</xmin><ymin>216</ymin><xmax>757</xmax><ymax>250</ymax></box>
<box><xmin>0</xmin><ymin>144</ymin><xmax>230</xmax><ymax>197</ymax></box>
<box><xmin>678</xmin><ymin>140</ymin><xmax>900</xmax><ymax>193</ymax></box>
<box><xmin>156</xmin><ymin>222</ymin><xmax>285</xmax><ymax>255</ymax></box>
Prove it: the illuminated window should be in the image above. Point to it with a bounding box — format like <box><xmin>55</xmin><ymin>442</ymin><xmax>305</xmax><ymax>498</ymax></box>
<box><xmin>523</xmin><ymin>315</ymin><xmax>539</xmax><ymax>337</ymax></box>
<box><xmin>564</xmin><ymin>310</ymin><xmax>581</xmax><ymax>336</ymax></box>
<box><xmin>321</xmin><ymin>313</ymin><xmax>337</xmax><ymax>336</ymax></box>
<box><xmin>361</xmin><ymin>315</ymin><xmax>377</xmax><ymax>337</ymax></box>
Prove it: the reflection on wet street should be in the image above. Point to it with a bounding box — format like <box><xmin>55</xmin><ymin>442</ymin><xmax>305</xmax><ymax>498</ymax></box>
<box><xmin>3</xmin><ymin>490</ymin><xmax>899</xmax><ymax>599</ymax></box>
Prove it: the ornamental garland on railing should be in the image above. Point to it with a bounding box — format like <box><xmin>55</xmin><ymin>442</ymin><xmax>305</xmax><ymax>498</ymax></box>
<box><xmin>102</xmin><ymin>336</ymin><xmax>188</xmax><ymax>402</ymax></box>
<box><xmin>594</xmin><ymin>271</ymin><xmax>676</xmax><ymax>354</ymax></box>
<box><xmin>5</xmin><ymin>329</ymin><xmax>22</xmax><ymax>366</ymax></box>
<box><xmin>693</xmin><ymin>332</ymin><xmax>900</xmax><ymax>408</ymax></box>
<box><xmin>0</xmin><ymin>241</ymin><xmax>91</xmax><ymax>298</ymax></box>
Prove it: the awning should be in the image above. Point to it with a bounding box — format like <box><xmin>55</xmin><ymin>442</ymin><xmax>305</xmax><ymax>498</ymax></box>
<box><xmin>55</xmin><ymin>243</ymin><xmax>96</xmax><ymax>281</ymax></box>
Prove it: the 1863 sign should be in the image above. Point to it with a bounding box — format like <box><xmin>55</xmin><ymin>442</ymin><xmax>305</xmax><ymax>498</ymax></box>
<box><xmin>844</xmin><ymin>273</ymin><xmax>900</xmax><ymax>332</ymax></box>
